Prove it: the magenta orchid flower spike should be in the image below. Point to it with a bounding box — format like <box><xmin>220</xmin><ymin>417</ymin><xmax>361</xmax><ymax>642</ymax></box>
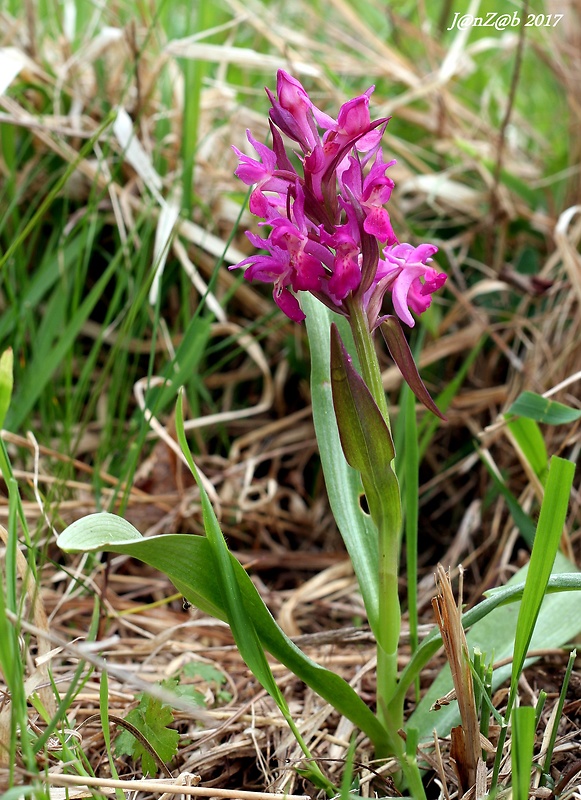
<box><xmin>231</xmin><ymin>70</ymin><xmax>447</xmax><ymax>420</ymax></box>
<box><xmin>231</xmin><ymin>69</ymin><xmax>446</xmax><ymax>331</ymax></box>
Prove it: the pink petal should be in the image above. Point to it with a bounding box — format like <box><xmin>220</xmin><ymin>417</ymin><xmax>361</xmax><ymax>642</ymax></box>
<box><xmin>274</xmin><ymin>286</ymin><xmax>305</xmax><ymax>322</ymax></box>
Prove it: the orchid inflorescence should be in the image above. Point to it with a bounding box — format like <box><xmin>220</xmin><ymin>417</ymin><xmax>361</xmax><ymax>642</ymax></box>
<box><xmin>231</xmin><ymin>70</ymin><xmax>446</xmax><ymax>329</ymax></box>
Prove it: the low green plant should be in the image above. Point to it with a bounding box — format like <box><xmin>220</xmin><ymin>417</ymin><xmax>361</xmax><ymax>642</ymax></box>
<box><xmin>114</xmin><ymin>689</ymin><xmax>182</xmax><ymax>776</ymax></box>
<box><xmin>112</xmin><ymin>663</ymin><xmax>229</xmax><ymax>775</ymax></box>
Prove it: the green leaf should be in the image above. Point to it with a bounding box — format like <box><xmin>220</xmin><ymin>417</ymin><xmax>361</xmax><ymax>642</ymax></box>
<box><xmin>507</xmin><ymin>390</ymin><xmax>581</xmax><ymax>425</ymax></box>
<box><xmin>0</xmin><ymin>348</ymin><xmax>13</xmax><ymax>430</ymax></box>
<box><xmin>506</xmin><ymin>416</ymin><xmax>548</xmax><ymax>482</ymax></box>
<box><xmin>174</xmin><ymin>391</ymin><xmax>288</xmax><ymax>716</ymax></box>
<box><xmin>330</xmin><ymin>324</ymin><xmax>395</xmax><ymax>509</ymax></box>
<box><xmin>407</xmin><ymin>456</ymin><xmax>579</xmax><ymax>741</ymax></box>
<box><xmin>115</xmin><ymin>694</ymin><xmax>179</xmax><ymax>776</ymax></box>
<box><xmin>303</xmin><ymin>294</ymin><xmax>380</xmax><ymax>638</ymax></box>
<box><xmin>406</xmin><ymin>558</ymin><xmax>581</xmax><ymax>740</ymax></box>
<box><xmin>57</xmin><ymin>512</ymin><xmax>144</xmax><ymax>549</ymax></box>
<box><xmin>173</xmin><ymin>395</ymin><xmax>342</xmax><ymax>796</ymax></box>
<box><xmin>508</xmin><ymin>456</ymin><xmax>575</xmax><ymax>710</ymax></box>
<box><xmin>57</xmin><ymin>514</ymin><xmax>388</xmax><ymax>752</ymax></box>
<box><xmin>512</xmin><ymin>706</ymin><xmax>536</xmax><ymax>800</ymax></box>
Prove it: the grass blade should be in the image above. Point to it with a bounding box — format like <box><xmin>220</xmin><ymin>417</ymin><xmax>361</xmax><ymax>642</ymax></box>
<box><xmin>6</xmin><ymin>239</ymin><xmax>122</xmax><ymax>431</ymax></box>
<box><xmin>539</xmin><ymin>648</ymin><xmax>576</xmax><ymax>786</ymax></box>
<box><xmin>512</xmin><ymin>705</ymin><xmax>536</xmax><ymax>800</ymax></box>
<box><xmin>508</xmin><ymin>455</ymin><xmax>575</xmax><ymax>713</ymax></box>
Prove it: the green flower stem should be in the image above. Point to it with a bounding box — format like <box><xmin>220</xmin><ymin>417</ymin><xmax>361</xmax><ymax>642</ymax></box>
<box><xmin>334</xmin><ymin>301</ymin><xmax>426</xmax><ymax>800</ymax></box>
<box><xmin>345</xmin><ymin>300</ymin><xmax>392</xmax><ymax>428</ymax></box>
<box><xmin>345</xmin><ymin>300</ymin><xmax>402</xmax><ymax>727</ymax></box>
<box><xmin>338</xmin><ymin>301</ymin><xmax>425</xmax><ymax>798</ymax></box>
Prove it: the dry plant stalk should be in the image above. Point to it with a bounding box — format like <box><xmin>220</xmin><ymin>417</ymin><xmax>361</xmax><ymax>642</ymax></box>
<box><xmin>432</xmin><ymin>564</ymin><xmax>482</xmax><ymax>795</ymax></box>
<box><xmin>43</xmin><ymin>772</ymin><xmax>310</xmax><ymax>800</ymax></box>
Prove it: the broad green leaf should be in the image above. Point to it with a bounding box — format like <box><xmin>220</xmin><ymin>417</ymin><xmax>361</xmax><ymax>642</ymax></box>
<box><xmin>57</xmin><ymin>513</ymin><xmax>389</xmax><ymax>752</ymax></box>
<box><xmin>507</xmin><ymin>390</ymin><xmax>581</xmax><ymax>425</ymax></box>
<box><xmin>174</xmin><ymin>394</ymin><xmax>342</xmax><ymax>793</ymax></box>
<box><xmin>303</xmin><ymin>293</ymin><xmax>380</xmax><ymax>638</ymax></box>
<box><xmin>172</xmin><ymin>392</ymin><xmax>341</xmax><ymax>797</ymax></box>
<box><xmin>58</xmin><ymin>513</ymin><xmax>146</xmax><ymax>549</ymax></box>
<box><xmin>396</xmin><ymin>571</ymin><xmax>581</xmax><ymax>708</ymax></box>
<box><xmin>406</xmin><ymin>558</ymin><xmax>581</xmax><ymax>740</ymax></box>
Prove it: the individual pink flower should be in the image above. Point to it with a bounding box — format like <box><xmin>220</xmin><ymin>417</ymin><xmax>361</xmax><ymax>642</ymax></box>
<box><xmin>323</xmin><ymin>88</ymin><xmax>383</xmax><ymax>153</ymax></box>
<box><xmin>233</xmin><ymin>130</ymin><xmax>291</xmax><ymax>218</ymax></box>
<box><xmin>379</xmin><ymin>243</ymin><xmax>447</xmax><ymax>327</ymax></box>
<box><xmin>339</xmin><ymin>153</ymin><xmax>397</xmax><ymax>244</ymax></box>
<box><xmin>269</xmin><ymin>218</ymin><xmax>326</xmax><ymax>292</ymax></box>
<box><xmin>236</xmin><ymin>233</ymin><xmax>307</xmax><ymax>322</ymax></box>
<box><xmin>266</xmin><ymin>70</ymin><xmax>334</xmax><ymax>154</ymax></box>
<box><xmin>318</xmin><ymin>224</ymin><xmax>363</xmax><ymax>303</ymax></box>
<box><xmin>360</xmin><ymin>154</ymin><xmax>397</xmax><ymax>243</ymax></box>
<box><xmin>275</xmin><ymin>285</ymin><xmax>306</xmax><ymax>322</ymax></box>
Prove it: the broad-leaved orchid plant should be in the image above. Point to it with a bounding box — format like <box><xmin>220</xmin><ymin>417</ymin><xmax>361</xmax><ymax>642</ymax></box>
<box><xmin>58</xmin><ymin>72</ymin><xmax>449</xmax><ymax>798</ymax></box>
<box><xmin>230</xmin><ymin>70</ymin><xmax>447</xmax><ymax>792</ymax></box>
